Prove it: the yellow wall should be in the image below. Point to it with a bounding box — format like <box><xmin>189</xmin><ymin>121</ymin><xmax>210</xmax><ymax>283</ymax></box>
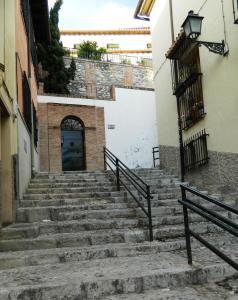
<box><xmin>151</xmin><ymin>0</ymin><xmax>238</xmax><ymax>154</ymax></box>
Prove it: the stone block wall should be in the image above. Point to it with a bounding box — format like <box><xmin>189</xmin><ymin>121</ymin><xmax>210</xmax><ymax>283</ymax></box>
<box><xmin>159</xmin><ymin>145</ymin><xmax>238</xmax><ymax>193</ymax></box>
<box><xmin>38</xmin><ymin>103</ymin><xmax>105</xmax><ymax>172</ymax></box>
<box><xmin>64</xmin><ymin>57</ymin><xmax>154</xmax><ymax>99</ymax></box>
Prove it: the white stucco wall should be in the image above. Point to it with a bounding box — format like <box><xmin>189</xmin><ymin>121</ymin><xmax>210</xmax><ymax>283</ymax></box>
<box><xmin>38</xmin><ymin>87</ymin><xmax>158</xmax><ymax>169</ymax></box>
<box><xmin>17</xmin><ymin>112</ymin><xmax>31</xmax><ymax>199</ymax></box>
<box><xmin>149</xmin><ymin>0</ymin><xmax>238</xmax><ymax>154</ymax></box>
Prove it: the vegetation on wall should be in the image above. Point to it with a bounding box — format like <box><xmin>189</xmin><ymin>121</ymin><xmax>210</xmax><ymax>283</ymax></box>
<box><xmin>76</xmin><ymin>41</ymin><xmax>107</xmax><ymax>61</ymax></box>
<box><xmin>37</xmin><ymin>0</ymin><xmax>75</xmax><ymax>94</ymax></box>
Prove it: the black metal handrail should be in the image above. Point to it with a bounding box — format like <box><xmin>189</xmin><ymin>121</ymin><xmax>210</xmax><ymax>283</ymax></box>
<box><xmin>152</xmin><ymin>146</ymin><xmax>160</xmax><ymax>168</ymax></box>
<box><xmin>179</xmin><ymin>184</ymin><xmax>238</xmax><ymax>270</ymax></box>
<box><xmin>104</xmin><ymin>147</ymin><xmax>153</xmax><ymax>241</ymax></box>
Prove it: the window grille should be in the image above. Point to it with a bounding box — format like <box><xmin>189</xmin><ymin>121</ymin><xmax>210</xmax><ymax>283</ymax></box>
<box><xmin>168</xmin><ymin>37</ymin><xmax>205</xmax><ymax>129</ymax></box>
<box><xmin>22</xmin><ymin>72</ymin><xmax>32</xmax><ymax>133</ymax></box>
<box><xmin>33</xmin><ymin>104</ymin><xmax>38</xmax><ymax>147</ymax></box>
<box><xmin>21</xmin><ymin>0</ymin><xmax>39</xmax><ymax>79</ymax></box>
<box><xmin>183</xmin><ymin>129</ymin><xmax>209</xmax><ymax>172</ymax></box>
<box><xmin>233</xmin><ymin>0</ymin><xmax>238</xmax><ymax>23</ymax></box>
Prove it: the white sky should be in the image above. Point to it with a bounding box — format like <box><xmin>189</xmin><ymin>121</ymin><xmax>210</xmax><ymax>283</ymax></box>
<box><xmin>48</xmin><ymin>0</ymin><xmax>151</xmax><ymax>52</ymax></box>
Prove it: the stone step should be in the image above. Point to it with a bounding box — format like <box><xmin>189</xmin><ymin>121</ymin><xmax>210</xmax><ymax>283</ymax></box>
<box><xmin>0</xmin><ymin>221</ymin><xmax>231</xmax><ymax>252</ymax></box>
<box><xmin>0</xmin><ymin>252</ymin><xmax>234</xmax><ymax>299</ymax></box>
<box><xmin>3</xmin><ymin>210</ymin><xmax>235</xmax><ymax>241</ymax></box>
<box><xmin>103</xmin><ymin>283</ymin><xmax>237</xmax><ymax>299</ymax></box>
<box><xmin>0</xmin><ymin>240</ymin><xmax>186</xmax><ymax>270</ymax></box>
<box><xmin>23</xmin><ymin>190</ymin><xmax>123</xmax><ymax>200</ymax></box>
<box><xmin>25</xmin><ymin>186</ymin><xmax>117</xmax><ymax>194</ymax></box>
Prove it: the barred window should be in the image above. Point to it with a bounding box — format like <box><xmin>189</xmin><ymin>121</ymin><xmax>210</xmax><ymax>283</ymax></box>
<box><xmin>22</xmin><ymin>72</ymin><xmax>32</xmax><ymax>133</ymax></box>
<box><xmin>168</xmin><ymin>34</ymin><xmax>205</xmax><ymax>130</ymax></box>
<box><xmin>183</xmin><ymin>129</ymin><xmax>209</xmax><ymax>172</ymax></box>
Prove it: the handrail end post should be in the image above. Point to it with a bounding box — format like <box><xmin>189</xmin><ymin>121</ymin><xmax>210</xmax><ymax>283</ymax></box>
<box><xmin>116</xmin><ymin>158</ymin><xmax>120</xmax><ymax>191</ymax></box>
<box><xmin>183</xmin><ymin>205</ymin><xmax>192</xmax><ymax>265</ymax></box>
<box><xmin>147</xmin><ymin>185</ymin><xmax>153</xmax><ymax>242</ymax></box>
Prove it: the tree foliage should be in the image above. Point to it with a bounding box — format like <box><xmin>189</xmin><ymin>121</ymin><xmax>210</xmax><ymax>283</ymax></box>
<box><xmin>37</xmin><ymin>0</ymin><xmax>75</xmax><ymax>94</ymax></box>
<box><xmin>77</xmin><ymin>41</ymin><xmax>106</xmax><ymax>61</ymax></box>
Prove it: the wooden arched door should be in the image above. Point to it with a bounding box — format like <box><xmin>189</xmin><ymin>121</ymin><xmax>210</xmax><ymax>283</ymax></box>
<box><xmin>61</xmin><ymin>116</ymin><xmax>85</xmax><ymax>171</ymax></box>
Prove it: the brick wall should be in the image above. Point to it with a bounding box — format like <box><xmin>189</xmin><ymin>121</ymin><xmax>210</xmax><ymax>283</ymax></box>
<box><xmin>38</xmin><ymin>103</ymin><xmax>106</xmax><ymax>172</ymax></box>
<box><xmin>64</xmin><ymin>57</ymin><xmax>154</xmax><ymax>100</ymax></box>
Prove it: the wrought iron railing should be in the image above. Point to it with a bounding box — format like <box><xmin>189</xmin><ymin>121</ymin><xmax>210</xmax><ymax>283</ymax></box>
<box><xmin>152</xmin><ymin>146</ymin><xmax>160</xmax><ymax>168</ymax></box>
<box><xmin>183</xmin><ymin>129</ymin><xmax>209</xmax><ymax>172</ymax></box>
<box><xmin>179</xmin><ymin>184</ymin><xmax>238</xmax><ymax>270</ymax></box>
<box><xmin>104</xmin><ymin>147</ymin><xmax>153</xmax><ymax>241</ymax></box>
<box><xmin>178</xmin><ymin>76</ymin><xmax>205</xmax><ymax>130</ymax></box>
<box><xmin>64</xmin><ymin>47</ymin><xmax>152</xmax><ymax>67</ymax></box>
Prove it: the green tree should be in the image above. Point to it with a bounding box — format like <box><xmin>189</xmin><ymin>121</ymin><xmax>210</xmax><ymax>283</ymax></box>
<box><xmin>77</xmin><ymin>41</ymin><xmax>106</xmax><ymax>61</ymax></box>
<box><xmin>37</xmin><ymin>0</ymin><xmax>75</xmax><ymax>94</ymax></box>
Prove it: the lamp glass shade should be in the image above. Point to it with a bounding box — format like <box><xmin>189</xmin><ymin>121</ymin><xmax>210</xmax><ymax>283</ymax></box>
<box><xmin>182</xmin><ymin>12</ymin><xmax>204</xmax><ymax>39</ymax></box>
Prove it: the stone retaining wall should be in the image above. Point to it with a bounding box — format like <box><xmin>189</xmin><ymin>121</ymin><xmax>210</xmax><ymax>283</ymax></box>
<box><xmin>64</xmin><ymin>57</ymin><xmax>154</xmax><ymax>100</ymax></box>
<box><xmin>159</xmin><ymin>145</ymin><xmax>238</xmax><ymax>193</ymax></box>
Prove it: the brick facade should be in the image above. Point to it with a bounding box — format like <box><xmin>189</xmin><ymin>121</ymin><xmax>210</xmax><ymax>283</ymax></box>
<box><xmin>38</xmin><ymin>103</ymin><xmax>105</xmax><ymax>172</ymax></box>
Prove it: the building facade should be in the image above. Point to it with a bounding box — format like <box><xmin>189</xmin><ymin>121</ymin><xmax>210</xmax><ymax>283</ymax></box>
<box><xmin>0</xmin><ymin>0</ymin><xmax>49</xmax><ymax>228</ymax></box>
<box><xmin>135</xmin><ymin>0</ymin><xmax>238</xmax><ymax>192</ymax></box>
<box><xmin>38</xmin><ymin>58</ymin><xmax>156</xmax><ymax>172</ymax></box>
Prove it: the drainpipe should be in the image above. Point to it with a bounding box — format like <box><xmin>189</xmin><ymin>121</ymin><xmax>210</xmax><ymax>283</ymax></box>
<box><xmin>169</xmin><ymin>0</ymin><xmax>185</xmax><ymax>181</ymax></box>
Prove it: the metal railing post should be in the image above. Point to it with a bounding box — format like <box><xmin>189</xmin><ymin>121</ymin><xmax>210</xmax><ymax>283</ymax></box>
<box><xmin>181</xmin><ymin>186</ymin><xmax>192</xmax><ymax>264</ymax></box>
<box><xmin>116</xmin><ymin>158</ymin><xmax>120</xmax><ymax>191</ymax></box>
<box><xmin>152</xmin><ymin>148</ymin><xmax>155</xmax><ymax>168</ymax></box>
<box><xmin>147</xmin><ymin>185</ymin><xmax>153</xmax><ymax>242</ymax></box>
<box><xmin>103</xmin><ymin>147</ymin><xmax>106</xmax><ymax>171</ymax></box>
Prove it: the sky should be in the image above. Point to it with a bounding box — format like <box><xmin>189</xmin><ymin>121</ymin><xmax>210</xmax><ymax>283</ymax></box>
<box><xmin>48</xmin><ymin>0</ymin><xmax>148</xmax><ymax>30</ymax></box>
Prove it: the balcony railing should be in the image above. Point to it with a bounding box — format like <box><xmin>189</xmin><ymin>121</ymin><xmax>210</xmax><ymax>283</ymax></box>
<box><xmin>183</xmin><ymin>129</ymin><xmax>209</xmax><ymax>172</ymax></box>
<box><xmin>64</xmin><ymin>47</ymin><xmax>152</xmax><ymax>67</ymax></box>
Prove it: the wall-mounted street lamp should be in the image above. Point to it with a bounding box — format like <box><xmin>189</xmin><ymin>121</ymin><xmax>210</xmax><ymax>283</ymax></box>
<box><xmin>181</xmin><ymin>11</ymin><xmax>227</xmax><ymax>55</ymax></box>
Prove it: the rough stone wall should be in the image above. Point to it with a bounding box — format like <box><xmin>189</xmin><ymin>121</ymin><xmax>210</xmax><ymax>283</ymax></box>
<box><xmin>38</xmin><ymin>103</ymin><xmax>105</xmax><ymax>172</ymax></box>
<box><xmin>64</xmin><ymin>57</ymin><xmax>154</xmax><ymax>100</ymax></box>
<box><xmin>159</xmin><ymin>145</ymin><xmax>238</xmax><ymax>193</ymax></box>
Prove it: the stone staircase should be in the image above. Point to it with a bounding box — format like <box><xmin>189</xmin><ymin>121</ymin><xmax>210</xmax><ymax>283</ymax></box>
<box><xmin>0</xmin><ymin>168</ymin><xmax>237</xmax><ymax>299</ymax></box>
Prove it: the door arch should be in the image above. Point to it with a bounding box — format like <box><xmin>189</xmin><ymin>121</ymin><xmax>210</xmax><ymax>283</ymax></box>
<box><xmin>61</xmin><ymin>116</ymin><xmax>85</xmax><ymax>171</ymax></box>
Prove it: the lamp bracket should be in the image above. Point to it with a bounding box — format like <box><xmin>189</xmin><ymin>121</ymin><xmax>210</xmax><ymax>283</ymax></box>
<box><xmin>196</xmin><ymin>40</ymin><xmax>226</xmax><ymax>55</ymax></box>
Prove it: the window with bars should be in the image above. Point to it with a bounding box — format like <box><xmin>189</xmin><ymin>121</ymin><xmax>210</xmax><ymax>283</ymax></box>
<box><xmin>168</xmin><ymin>35</ymin><xmax>205</xmax><ymax>130</ymax></box>
<box><xmin>20</xmin><ymin>0</ymin><xmax>39</xmax><ymax>79</ymax></box>
<box><xmin>33</xmin><ymin>104</ymin><xmax>38</xmax><ymax>147</ymax></box>
<box><xmin>183</xmin><ymin>129</ymin><xmax>209</xmax><ymax>172</ymax></box>
<box><xmin>234</xmin><ymin>0</ymin><xmax>238</xmax><ymax>23</ymax></box>
<box><xmin>22</xmin><ymin>72</ymin><xmax>32</xmax><ymax>133</ymax></box>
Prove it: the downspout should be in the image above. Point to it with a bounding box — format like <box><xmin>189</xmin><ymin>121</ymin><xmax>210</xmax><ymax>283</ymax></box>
<box><xmin>169</xmin><ymin>0</ymin><xmax>185</xmax><ymax>181</ymax></box>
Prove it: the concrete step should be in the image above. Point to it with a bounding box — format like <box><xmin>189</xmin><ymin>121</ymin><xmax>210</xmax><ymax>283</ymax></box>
<box><xmin>0</xmin><ymin>252</ymin><xmax>235</xmax><ymax>299</ymax></box>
